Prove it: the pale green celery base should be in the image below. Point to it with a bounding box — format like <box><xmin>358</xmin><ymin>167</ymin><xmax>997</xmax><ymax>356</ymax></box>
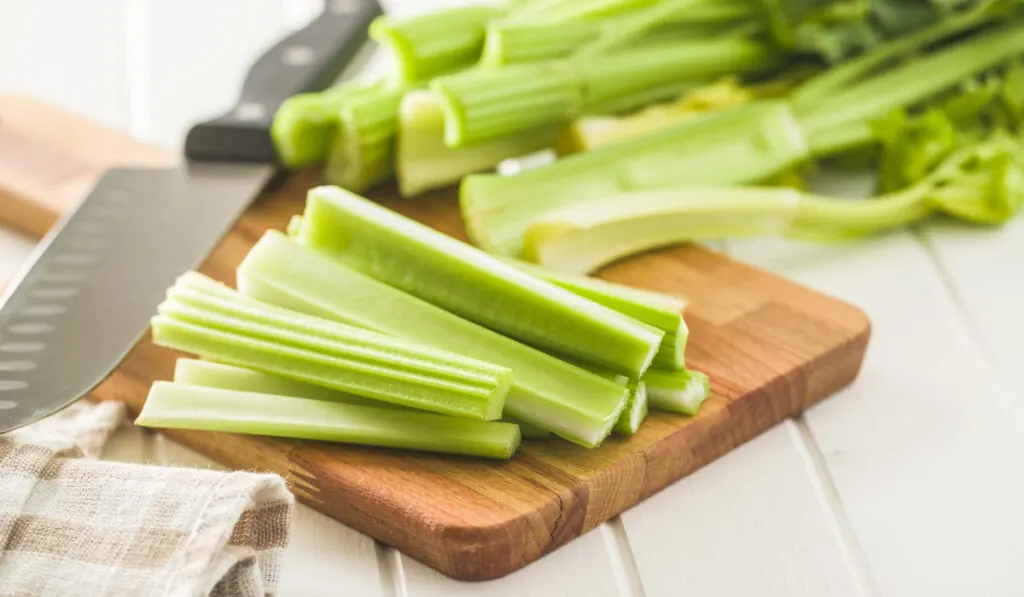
<box><xmin>459</xmin><ymin>101</ymin><xmax>810</xmax><ymax>258</ymax></box>
<box><xmin>138</xmin><ymin>382</ymin><xmax>520</xmax><ymax>460</ymax></box>
<box><xmin>523</xmin><ymin>187</ymin><xmax>801</xmax><ymax>274</ymax></box>
<box><xmin>152</xmin><ymin>315</ymin><xmax>508</xmax><ymax>421</ymax></box>
<box><xmin>613</xmin><ymin>381</ymin><xmax>647</xmax><ymax>436</ymax></box>
<box><xmin>397</xmin><ymin>91</ymin><xmax>558</xmax><ymax>197</ymax></box>
<box><xmin>646</xmin><ymin>369</ymin><xmax>710</xmax><ymax>415</ymax></box>
<box><xmin>297</xmin><ymin>186</ymin><xmax>662</xmax><ymax>377</ymax></box>
<box><xmin>173</xmin><ymin>358</ymin><xmax>387</xmax><ymax>407</ymax></box>
<box><xmin>236</xmin><ymin>231</ymin><xmax>629</xmax><ymax>448</ymax></box>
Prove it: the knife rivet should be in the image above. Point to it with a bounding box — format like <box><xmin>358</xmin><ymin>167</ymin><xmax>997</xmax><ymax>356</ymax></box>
<box><xmin>0</xmin><ymin>400</ymin><xmax>17</xmax><ymax>409</ymax></box>
<box><xmin>235</xmin><ymin>102</ymin><xmax>267</xmax><ymax>122</ymax></box>
<box><xmin>282</xmin><ymin>45</ymin><xmax>315</xmax><ymax>67</ymax></box>
<box><xmin>0</xmin><ymin>381</ymin><xmax>27</xmax><ymax>391</ymax></box>
<box><xmin>0</xmin><ymin>361</ymin><xmax>37</xmax><ymax>371</ymax></box>
<box><xmin>21</xmin><ymin>305</ymin><xmax>67</xmax><ymax>316</ymax></box>
<box><xmin>0</xmin><ymin>342</ymin><xmax>45</xmax><ymax>354</ymax></box>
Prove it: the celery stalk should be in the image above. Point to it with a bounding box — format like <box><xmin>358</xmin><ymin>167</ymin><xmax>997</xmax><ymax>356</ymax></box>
<box><xmin>173</xmin><ymin>358</ymin><xmax>383</xmax><ymax>406</ymax></box>
<box><xmin>154</xmin><ymin>276</ymin><xmax>512</xmax><ymax>420</ymax></box>
<box><xmin>645</xmin><ymin>369</ymin><xmax>709</xmax><ymax>415</ymax></box>
<box><xmin>237</xmin><ymin>231</ymin><xmax>629</xmax><ymax>448</ymax></box>
<box><xmin>613</xmin><ymin>381</ymin><xmax>648</xmax><ymax>435</ymax></box>
<box><xmin>480</xmin><ymin>20</ymin><xmax>601</xmax><ymax>66</ymax></box>
<box><xmin>433</xmin><ymin>37</ymin><xmax>781</xmax><ymax>147</ymax></box>
<box><xmin>502</xmin><ymin>257</ymin><xmax>688</xmax><ymax>369</ymax></box>
<box><xmin>369</xmin><ymin>6</ymin><xmax>504</xmax><ymax>84</ymax></box>
<box><xmin>137</xmin><ymin>382</ymin><xmax>521</xmax><ymax>460</ymax></box>
<box><xmin>294</xmin><ymin>186</ymin><xmax>663</xmax><ymax>377</ymax></box>
<box><xmin>323</xmin><ymin>84</ymin><xmax>409</xmax><ymax>193</ymax></box>
<box><xmin>503</xmin><ymin>415</ymin><xmax>553</xmax><ymax>440</ymax></box>
<box><xmin>396</xmin><ymin>91</ymin><xmax>558</xmax><ymax>197</ymax></box>
<box><xmin>462</xmin><ymin>101</ymin><xmax>809</xmax><ymax>256</ymax></box>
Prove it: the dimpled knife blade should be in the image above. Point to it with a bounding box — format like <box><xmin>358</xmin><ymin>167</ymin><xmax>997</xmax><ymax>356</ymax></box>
<box><xmin>0</xmin><ymin>163</ymin><xmax>272</xmax><ymax>432</ymax></box>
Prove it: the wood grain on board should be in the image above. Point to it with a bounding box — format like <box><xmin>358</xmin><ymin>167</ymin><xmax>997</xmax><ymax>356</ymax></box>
<box><xmin>0</xmin><ymin>96</ymin><xmax>871</xmax><ymax>580</ymax></box>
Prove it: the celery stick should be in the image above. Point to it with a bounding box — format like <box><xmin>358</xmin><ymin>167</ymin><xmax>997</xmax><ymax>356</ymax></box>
<box><xmin>480</xmin><ymin>20</ymin><xmax>601</xmax><ymax>66</ymax></box>
<box><xmin>138</xmin><ymin>382</ymin><xmax>521</xmax><ymax>460</ymax></box>
<box><xmin>503</xmin><ymin>415</ymin><xmax>552</xmax><ymax>440</ymax></box>
<box><xmin>369</xmin><ymin>6</ymin><xmax>504</xmax><ymax>84</ymax></box>
<box><xmin>154</xmin><ymin>278</ymin><xmax>511</xmax><ymax>420</ymax></box>
<box><xmin>501</xmin><ymin>257</ymin><xmax>688</xmax><ymax>369</ymax></box>
<box><xmin>323</xmin><ymin>84</ymin><xmax>408</xmax><ymax>193</ymax></box>
<box><xmin>237</xmin><ymin>231</ymin><xmax>629</xmax><ymax>448</ymax></box>
<box><xmin>173</xmin><ymin>358</ymin><xmax>383</xmax><ymax>407</ymax></box>
<box><xmin>460</xmin><ymin>101</ymin><xmax>809</xmax><ymax>256</ymax></box>
<box><xmin>645</xmin><ymin>369</ymin><xmax>709</xmax><ymax>415</ymax></box>
<box><xmin>295</xmin><ymin>186</ymin><xmax>663</xmax><ymax>377</ymax></box>
<box><xmin>613</xmin><ymin>381</ymin><xmax>648</xmax><ymax>436</ymax></box>
<box><xmin>396</xmin><ymin>91</ymin><xmax>558</xmax><ymax>197</ymax></box>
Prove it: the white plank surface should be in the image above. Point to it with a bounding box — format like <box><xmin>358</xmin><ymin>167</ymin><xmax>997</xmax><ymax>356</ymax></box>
<box><xmin>4</xmin><ymin>1</ymin><xmax>1024</xmax><ymax>596</ymax></box>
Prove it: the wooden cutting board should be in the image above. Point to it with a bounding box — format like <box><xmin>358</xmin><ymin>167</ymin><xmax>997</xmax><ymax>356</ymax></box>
<box><xmin>0</xmin><ymin>95</ymin><xmax>871</xmax><ymax>581</ymax></box>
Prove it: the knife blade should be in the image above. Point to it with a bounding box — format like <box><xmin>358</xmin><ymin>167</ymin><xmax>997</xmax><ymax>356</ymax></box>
<box><xmin>0</xmin><ymin>0</ymin><xmax>382</xmax><ymax>433</ymax></box>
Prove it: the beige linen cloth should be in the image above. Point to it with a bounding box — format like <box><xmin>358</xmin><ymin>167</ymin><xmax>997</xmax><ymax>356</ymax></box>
<box><xmin>0</xmin><ymin>401</ymin><xmax>294</xmax><ymax>597</ymax></box>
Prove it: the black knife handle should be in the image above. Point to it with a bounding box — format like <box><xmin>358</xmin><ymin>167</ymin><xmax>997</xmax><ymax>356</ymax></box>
<box><xmin>184</xmin><ymin>0</ymin><xmax>382</xmax><ymax>163</ymax></box>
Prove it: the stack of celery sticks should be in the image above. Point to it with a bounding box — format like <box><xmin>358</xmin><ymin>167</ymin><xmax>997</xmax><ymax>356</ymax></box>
<box><xmin>272</xmin><ymin>0</ymin><xmax>1024</xmax><ymax>274</ymax></box>
<box><xmin>136</xmin><ymin>186</ymin><xmax>710</xmax><ymax>459</ymax></box>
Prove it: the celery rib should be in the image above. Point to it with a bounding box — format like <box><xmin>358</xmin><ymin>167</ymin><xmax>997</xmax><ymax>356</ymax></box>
<box><xmin>323</xmin><ymin>84</ymin><xmax>408</xmax><ymax>193</ymax></box>
<box><xmin>137</xmin><ymin>382</ymin><xmax>521</xmax><ymax>460</ymax></box>
<box><xmin>153</xmin><ymin>275</ymin><xmax>511</xmax><ymax>420</ymax></box>
<box><xmin>502</xmin><ymin>257</ymin><xmax>689</xmax><ymax>369</ymax></box>
<box><xmin>645</xmin><ymin>369</ymin><xmax>710</xmax><ymax>415</ymax></box>
<box><xmin>237</xmin><ymin>231</ymin><xmax>630</xmax><ymax>448</ymax></box>
<box><xmin>294</xmin><ymin>186</ymin><xmax>663</xmax><ymax>377</ymax></box>
<box><xmin>396</xmin><ymin>91</ymin><xmax>557</xmax><ymax>197</ymax></box>
<box><xmin>613</xmin><ymin>381</ymin><xmax>648</xmax><ymax>436</ymax></box>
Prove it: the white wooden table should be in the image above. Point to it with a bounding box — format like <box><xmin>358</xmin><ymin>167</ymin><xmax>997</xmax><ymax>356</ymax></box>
<box><xmin>3</xmin><ymin>2</ymin><xmax>1024</xmax><ymax>595</ymax></box>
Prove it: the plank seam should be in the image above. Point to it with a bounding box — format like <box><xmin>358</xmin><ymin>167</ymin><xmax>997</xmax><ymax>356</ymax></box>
<box><xmin>600</xmin><ymin>519</ymin><xmax>647</xmax><ymax>597</ymax></box>
<box><xmin>787</xmin><ymin>418</ymin><xmax>881</xmax><ymax>597</ymax></box>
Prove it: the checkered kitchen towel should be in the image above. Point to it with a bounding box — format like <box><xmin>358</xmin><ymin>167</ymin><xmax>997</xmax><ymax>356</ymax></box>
<box><xmin>0</xmin><ymin>401</ymin><xmax>294</xmax><ymax>597</ymax></box>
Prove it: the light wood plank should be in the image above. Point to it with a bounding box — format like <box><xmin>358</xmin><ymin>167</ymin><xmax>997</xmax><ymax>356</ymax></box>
<box><xmin>727</xmin><ymin>232</ymin><xmax>1024</xmax><ymax>597</ymax></box>
<box><xmin>396</xmin><ymin>524</ymin><xmax>624</xmax><ymax>597</ymax></box>
<box><xmin>622</xmin><ymin>422</ymin><xmax>869</xmax><ymax>597</ymax></box>
<box><xmin>0</xmin><ymin>0</ymin><xmax>129</xmax><ymax>131</ymax></box>
<box><xmin>917</xmin><ymin>217</ymin><xmax>1024</xmax><ymax>401</ymax></box>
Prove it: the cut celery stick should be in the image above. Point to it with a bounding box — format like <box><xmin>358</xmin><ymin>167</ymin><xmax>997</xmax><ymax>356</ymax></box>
<box><xmin>173</xmin><ymin>358</ymin><xmax>383</xmax><ymax>407</ymax></box>
<box><xmin>369</xmin><ymin>6</ymin><xmax>504</xmax><ymax>84</ymax></box>
<box><xmin>294</xmin><ymin>186</ymin><xmax>663</xmax><ymax>377</ymax></box>
<box><xmin>138</xmin><ymin>382</ymin><xmax>520</xmax><ymax>460</ymax></box>
<box><xmin>237</xmin><ymin>231</ymin><xmax>628</xmax><ymax>448</ymax></box>
<box><xmin>501</xmin><ymin>257</ymin><xmax>688</xmax><ymax>369</ymax></box>
<box><xmin>396</xmin><ymin>91</ymin><xmax>558</xmax><ymax>197</ymax></box>
<box><xmin>154</xmin><ymin>278</ymin><xmax>511</xmax><ymax>420</ymax></box>
<box><xmin>613</xmin><ymin>380</ymin><xmax>648</xmax><ymax>436</ymax></box>
<box><xmin>645</xmin><ymin>369</ymin><xmax>710</xmax><ymax>416</ymax></box>
<box><xmin>504</xmin><ymin>416</ymin><xmax>552</xmax><ymax>440</ymax></box>
<box><xmin>323</xmin><ymin>84</ymin><xmax>408</xmax><ymax>193</ymax></box>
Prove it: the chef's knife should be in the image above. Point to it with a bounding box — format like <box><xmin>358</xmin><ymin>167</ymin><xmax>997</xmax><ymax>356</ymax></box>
<box><xmin>0</xmin><ymin>0</ymin><xmax>381</xmax><ymax>433</ymax></box>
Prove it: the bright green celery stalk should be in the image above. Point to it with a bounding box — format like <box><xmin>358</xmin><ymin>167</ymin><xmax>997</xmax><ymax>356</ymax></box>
<box><xmin>645</xmin><ymin>369</ymin><xmax>710</xmax><ymax>415</ymax></box>
<box><xmin>462</xmin><ymin>100</ymin><xmax>809</xmax><ymax>256</ymax></box>
<box><xmin>155</xmin><ymin>274</ymin><xmax>512</xmax><ymax>420</ymax></box>
<box><xmin>271</xmin><ymin>79</ymin><xmax>385</xmax><ymax>168</ymax></box>
<box><xmin>323</xmin><ymin>83</ymin><xmax>410</xmax><ymax>193</ymax></box>
<box><xmin>173</xmin><ymin>358</ymin><xmax>384</xmax><ymax>406</ymax></box>
<box><xmin>237</xmin><ymin>231</ymin><xmax>629</xmax><ymax>448</ymax></box>
<box><xmin>396</xmin><ymin>91</ymin><xmax>558</xmax><ymax>197</ymax></box>
<box><xmin>522</xmin><ymin>136</ymin><xmax>1024</xmax><ymax>272</ymax></box>
<box><xmin>369</xmin><ymin>6</ymin><xmax>505</xmax><ymax>84</ymax></box>
<box><xmin>294</xmin><ymin>186</ymin><xmax>663</xmax><ymax>377</ymax></box>
<box><xmin>502</xmin><ymin>257</ymin><xmax>688</xmax><ymax>369</ymax></box>
<box><xmin>613</xmin><ymin>380</ymin><xmax>648</xmax><ymax>435</ymax></box>
<box><xmin>137</xmin><ymin>382</ymin><xmax>521</xmax><ymax>460</ymax></box>
<box><xmin>175</xmin><ymin>357</ymin><xmax>552</xmax><ymax>436</ymax></box>
<box><xmin>432</xmin><ymin>37</ymin><xmax>781</xmax><ymax>147</ymax></box>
